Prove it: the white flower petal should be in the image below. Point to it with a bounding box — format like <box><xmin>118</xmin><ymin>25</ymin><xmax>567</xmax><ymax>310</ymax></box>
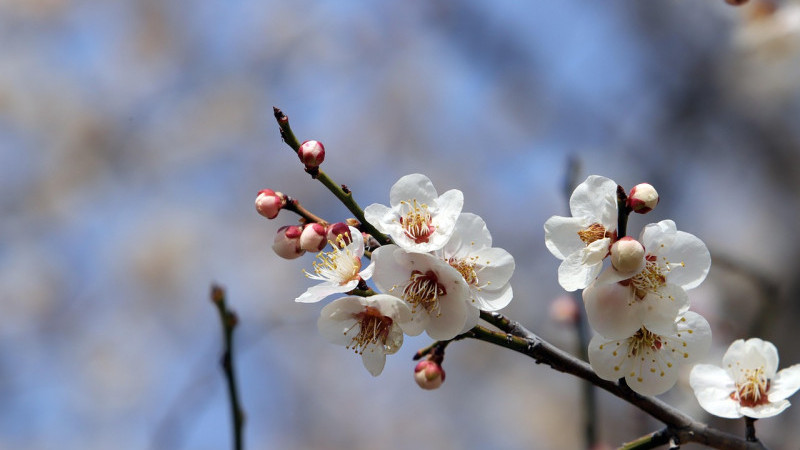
<box><xmin>640</xmin><ymin>220</ymin><xmax>678</xmax><ymax>250</ymax></box>
<box><xmin>558</xmin><ymin>251</ymin><xmax>603</xmax><ymax>292</ymax></box>
<box><xmin>624</xmin><ymin>353</ymin><xmax>682</xmax><ymax>397</ymax></box>
<box><xmin>295</xmin><ymin>280</ymin><xmax>357</xmax><ymax>303</ymax></box>
<box><xmin>426</xmin><ymin>291</ymin><xmax>468</xmax><ymax>340</ymax></box>
<box><xmin>361</xmin><ymin>344</ymin><xmax>387</xmax><ymax>376</ymax></box>
<box><xmin>569</xmin><ymin>175</ymin><xmax>618</xmax><ymax>223</ymax></box>
<box><xmin>444</xmin><ymin>213</ymin><xmax>493</xmax><ymax>257</ymax></box>
<box><xmin>658</xmin><ymin>230</ymin><xmax>711</xmax><ymax>290</ymax></box>
<box><xmin>371</xmin><ymin>245</ymin><xmax>408</xmax><ymax>294</ymax></box>
<box><xmin>544</xmin><ymin>215</ymin><xmax>587</xmax><ymax>260</ymax></box>
<box><xmin>588</xmin><ymin>334</ymin><xmax>629</xmax><ymax>382</ymax></box>
<box><xmin>583</xmin><ymin>280</ymin><xmax>642</xmax><ymax>339</ymax></box>
<box><xmin>389</xmin><ymin>173</ymin><xmax>438</xmax><ymax>206</ymax></box>
<box><xmin>724</xmin><ymin>338</ymin><xmax>779</xmax><ymax>379</ymax></box>
<box><xmin>668</xmin><ymin>312</ymin><xmax>712</xmax><ymax>364</ymax></box>
<box><xmin>317</xmin><ymin>298</ymin><xmax>364</xmax><ymax>345</ymax></box>
<box><xmin>740</xmin><ymin>400</ymin><xmax>791</xmax><ymax>419</ymax></box>
<box><xmin>363</xmin><ymin>203</ymin><xmax>394</xmax><ymax>235</ymax></box>
<box><xmin>473</xmin><ymin>284</ymin><xmax>513</xmax><ymax>311</ymax></box>
<box><xmin>640</xmin><ymin>284</ymin><xmax>691</xmax><ymax>333</ymax></box>
<box><xmin>768</xmin><ymin>364</ymin><xmax>800</xmax><ymax>402</ymax></box>
<box><xmin>473</xmin><ymin>247</ymin><xmax>515</xmax><ymax>286</ymax></box>
<box><xmin>690</xmin><ymin>364</ymin><xmax>742</xmax><ymax>418</ymax></box>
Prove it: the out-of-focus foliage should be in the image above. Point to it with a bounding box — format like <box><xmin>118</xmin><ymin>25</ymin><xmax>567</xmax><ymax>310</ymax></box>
<box><xmin>1</xmin><ymin>0</ymin><xmax>799</xmax><ymax>449</ymax></box>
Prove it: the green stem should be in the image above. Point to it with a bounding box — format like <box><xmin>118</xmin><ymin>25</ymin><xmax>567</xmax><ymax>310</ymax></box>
<box><xmin>620</xmin><ymin>429</ymin><xmax>672</xmax><ymax>450</ymax></box>
<box><xmin>211</xmin><ymin>285</ymin><xmax>245</xmax><ymax>450</ymax></box>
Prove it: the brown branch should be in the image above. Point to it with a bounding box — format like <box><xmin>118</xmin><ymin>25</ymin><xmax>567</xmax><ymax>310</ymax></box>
<box><xmin>211</xmin><ymin>284</ymin><xmax>245</xmax><ymax>450</ymax></box>
<box><xmin>470</xmin><ymin>312</ymin><xmax>768</xmax><ymax>450</ymax></box>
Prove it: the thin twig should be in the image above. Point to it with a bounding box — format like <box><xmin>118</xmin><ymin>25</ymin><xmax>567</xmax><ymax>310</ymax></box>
<box><xmin>211</xmin><ymin>284</ymin><xmax>245</xmax><ymax>450</ymax></box>
<box><xmin>272</xmin><ymin>107</ymin><xmax>392</xmax><ymax>245</ymax></box>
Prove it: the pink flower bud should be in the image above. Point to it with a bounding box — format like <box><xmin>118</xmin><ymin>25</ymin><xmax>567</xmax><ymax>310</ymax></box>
<box><xmin>298</xmin><ymin>140</ymin><xmax>325</xmax><ymax>168</ymax></box>
<box><xmin>272</xmin><ymin>225</ymin><xmax>306</xmax><ymax>259</ymax></box>
<box><xmin>627</xmin><ymin>183</ymin><xmax>659</xmax><ymax>214</ymax></box>
<box><xmin>326</xmin><ymin>222</ymin><xmax>352</xmax><ymax>245</ymax></box>
<box><xmin>255</xmin><ymin>189</ymin><xmax>285</xmax><ymax>219</ymax></box>
<box><xmin>549</xmin><ymin>295</ymin><xmax>580</xmax><ymax>325</ymax></box>
<box><xmin>299</xmin><ymin>223</ymin><xmax>327</xmax><ymax>252</ymax></box>
<box><xmin>414</xmin><ymin>359</ymin><xmax>445</xmax><ymax>390</ymax></box>
<box><xmin>610</xmin><ymin>237</ymin><xmax>645</xmax><ymax>276</ymax></box>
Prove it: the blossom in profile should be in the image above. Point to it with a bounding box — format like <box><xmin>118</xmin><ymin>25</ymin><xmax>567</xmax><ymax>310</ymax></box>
<box><xmin>690</xmin><ymin>338</ymin><xmax>800</xmax><ymax>418</ymax></box>
<box><xmin>583</xmin><ymin>220</ymin><xmax>710</xmax><ymax>339</ymax></box>
<box><xmin>364</xmin><ymin>173</ymin><xmax>463</xmax><ymax>253</ymax></box>
<box><xmin>544</xmin><ymin>175</ymin><xmax>618</xmax><ymax>291</ymax></box>
<box><xmin>438</xmin><ymin>213</ymin><xmax>515</xmax><ymax>311</ymax></box>
<box><xmin>371</xmin><ymin>244</ymin><xmax>476</xmax><ymax>340</ymax></box>
<box><xmin>296</xmin><ymin>227</ymin><xmax>373</xmax><ymax>303</ymax></box>
<box><xmin>317</xmin><ymin>295</ymin><xmax>411</xmax><ymax>376</ymax></box>
<box><xmin>589</xmin><ymin>311</ymin><xmax>711</xmax><ymax>396</ymax></box>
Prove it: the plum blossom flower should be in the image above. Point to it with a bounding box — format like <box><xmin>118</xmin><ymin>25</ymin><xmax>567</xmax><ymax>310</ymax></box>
<box><xmin>295</xmin><ymin>227</ymin><xmax>374</xmax><ymax>303</ymax></box>
<box><xmin>438</xmin><ymin>213</ymin><xmax>515</xmax><ymax>311</ymax></box>
<box><xmin>583</xmin><ymin>220</ymin><xmax>710</xmax><ymax>339</ymax></box>
<box><xmin>317</xmin><ymin>295</ymin><xmax>411</xmax><ymax>376</ymax></box>
<box><xmin>364</xmin><ymin>173</ymin><xmax>463</xmax><ymax>253</ymax></box>
<box><xmin>544</xmin><ymin>175</ymin><xmax>618</xmax><ymax>291</ymax></box>
<box><xmin>690</xmin><ymin>338</ymin><xmax>800</xmax><ymax>418</ymax></box>
<box><xmin>589</xmin><ymin>311</ymin><xmax>711</xmax><ymax>396</ymax></box>
<box><xmin>371</xmin><ymin>244</ymin><xmax>476</xmax><ymax>340</ymax></box>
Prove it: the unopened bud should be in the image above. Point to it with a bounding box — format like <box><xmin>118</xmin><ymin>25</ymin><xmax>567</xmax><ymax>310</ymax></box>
<box><xmin>549</xmin><ymin>295</ymin><xmax>580</xmax><ymax>325</ymax></box>
<box><xmin>255</xmin><ymin>189</ymin><xmax>285</xmax><ymax>219</ymax></box>
<box><xmin>610</xmin><ymin>237</ymin><xmax>645</xmax><ymax>276</ymax></box>
<box><xmin>627</xmin><ymin>183</ymin><xmax>659</xmax><ymax>214</ymax></box>
<box><xmin>298</xmin><ymin>140</ymin><xmax>325</xmax><ymax>168</ymax></box>
<box><xmin>299</xmin><ymin>223</ymin><xmax>327</xmax><ymax>252</ymax></box>
<box><xmin>414</xmin><ymin>359</ymin><xmax>445</xmax><ymax>390</ymax></box>
<box><xmin>272</xmin><ymin>225</ymin><xmax>306</xmax><ymax>259</ymax></box>
<box><xmin>326</xmin><ymin>222</ymin><xmax>352</xmax><ymax>245</ymax></box>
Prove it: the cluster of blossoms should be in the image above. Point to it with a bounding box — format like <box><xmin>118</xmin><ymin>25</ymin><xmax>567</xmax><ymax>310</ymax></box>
<box><xmin>544</xmin><ymin>175</ymin><xmax>800</xmax><ymax>420</ymax></box>
<box><xmin>545</xmin><ymin>176</ymin><xmax>713</xmax><ymax>396</ymax></box>
<box><xmin>260</xmin><ymin>172</ymin><xmax>514</xmax><ymax>378</ymax></box>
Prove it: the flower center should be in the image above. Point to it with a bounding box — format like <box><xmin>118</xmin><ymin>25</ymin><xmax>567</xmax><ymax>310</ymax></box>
<box><xmin>399</xmin><ymin>199</ymin><xmax>435</xmax><ymax>244</ymax></box>
<box><xmin>304</xmin><ymin>236</ymin><xmax>361</xmax><ymax>284</ymax></box>
<box><xmin>629</xmin><ymin>255</ymin><xmax>667</xmax><ymax>299</ymax></box>
<box><xmin>577</xmin><ymin>223</ymin><xmax>610</xmax><ymax>245</ymax></box>
<box><xmin>731</xmin><ymin>367</ymin><xmax>771</xmax><ymax>408</ymax></box>
<box><xmin>403</xmin><ymin>270</ymin><xmax>446</xmax><ymax>316</ymax></box>
<box><xmin>345</xmin><ymin>306</ymin><xmax>393</xmax><ymax>354</ymax></box>
<box><xmin>627</xmin><ymin>327</ymin><xmax>663</xmax><ymax>357</ymax></box>
<box><xmin>448</xmin><ymin>256</ymin><xmax>479</xmax><ymax>287</ymax></box>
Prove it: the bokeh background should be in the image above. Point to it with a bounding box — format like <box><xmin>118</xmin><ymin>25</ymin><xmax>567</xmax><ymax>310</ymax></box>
<box><xmin>3</xmin><ymin>0</ymin><xmax>800</xmax><ymax>449</ymax></box>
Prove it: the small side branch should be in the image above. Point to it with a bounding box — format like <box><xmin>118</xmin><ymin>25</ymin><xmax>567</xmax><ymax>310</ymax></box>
<box><xmin>211</xmin><ymin>284</ymin><xmax>245</xmax><ymax>450</ymax></box>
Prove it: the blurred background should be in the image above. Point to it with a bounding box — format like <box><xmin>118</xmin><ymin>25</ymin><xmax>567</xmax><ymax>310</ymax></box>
<box><xmin>2</xmin><ymin>0</ymin><xmax>800</xmax><ymax>448</ymax></box>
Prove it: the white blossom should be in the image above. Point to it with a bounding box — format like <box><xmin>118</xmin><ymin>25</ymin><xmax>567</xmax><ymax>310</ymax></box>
<box><xmin>438</xmin><ymin>213</ymin><xmax>515</xmax><ymax>311</ymax></box>
<box><xmin>583</xmin><ymin>220</ymin><xmax>710</xmax><ymax>339</ymax></box>
<box><xmin>317</xmin><ymin>295</ymin><xmax>411</xmax><ymax>376</ymax></box>
<box><xmin>296</xmin><ymin>227</ymin><xmax>373</xmax><ymax>303</ymax></box>
<box><xmin>544</xmin><ymin>175</ymin><xmax>618</xmax><ymax>291</ymax></box>
<box><xmin>364</xmin><ymin>173</ymin><xmax>463</xmax><ymax>253</ymax></box>
<box><xmin>371</xmin><ymin>244</ymin><xmax>476</xmax><ymax>340</ymax></box>
<box><xmin>589</xmin><ymin>311</ymin><xmax>711</xmax><ymax>396</ymax></box>
<box><xmin>690</xmin><ymin>338</ymin><xmax>800</xmax><ymax>419</ymax></box>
